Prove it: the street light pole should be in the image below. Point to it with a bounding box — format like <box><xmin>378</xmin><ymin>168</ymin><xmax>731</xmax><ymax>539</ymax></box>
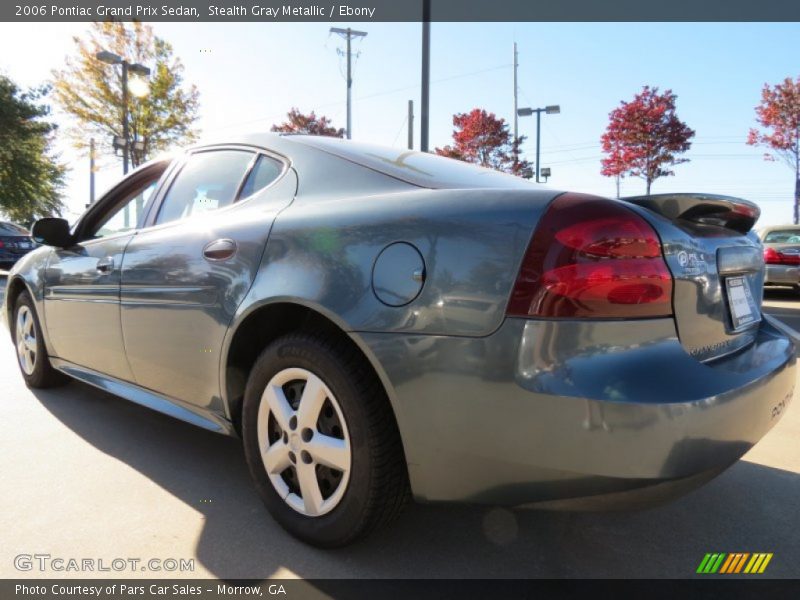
<box><xmin>95</xmin><ymin>50</ymin><xmax>150</xmax><ymax>175</ymax></box>
<box><xmin>121</xmin><ymin>61</ymin><xmax>129</xmax><ymax>174</ymax></box>
<box><xmin>517</xmin><ymin>104</ymin><xmax>560</xmax><ymax>183</ymax></box>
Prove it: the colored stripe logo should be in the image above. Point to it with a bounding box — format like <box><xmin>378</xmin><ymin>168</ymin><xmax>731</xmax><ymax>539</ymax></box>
<box><xmin>696</xmin><ymin>553</ymin><xmax>773</xmax><ymax>574</ymax></box>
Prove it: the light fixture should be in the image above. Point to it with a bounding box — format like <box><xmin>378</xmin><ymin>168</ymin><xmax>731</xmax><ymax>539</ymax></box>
<box><xmin>95</xmin><ymin>50</ymin><xmax>122</xmax><ymax>65</ymax></box>
<box><xmin>127</xmin><ymin>74</ymin><xmax>149</xmax><ymax>98</ymax></box>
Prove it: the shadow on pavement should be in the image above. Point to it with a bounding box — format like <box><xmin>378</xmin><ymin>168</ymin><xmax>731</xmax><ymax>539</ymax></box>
<box><xmin>764</xmin><ymin>288</ymin><xmax>800</xmax><ymax>333</ymax></box>
<box><xmin>31</xmin><ymin>381</ymin><xmax>800</xmax><ymax>580</ymax></box>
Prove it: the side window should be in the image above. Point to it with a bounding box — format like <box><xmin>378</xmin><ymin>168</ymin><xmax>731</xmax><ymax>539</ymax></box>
<box><xmin>155</xmin><ymin>151</ymin><xmax>254</xmax><ymax>226</ymax></box>
<box><xmin>239</xmin><ymin>155</ymin><xmax>283</xmax><ymax>199</ymax></box>
<box><xmin>91</xmin><ymin>179</ymin><xmax>158</xmax><ymax>239</ymax></box>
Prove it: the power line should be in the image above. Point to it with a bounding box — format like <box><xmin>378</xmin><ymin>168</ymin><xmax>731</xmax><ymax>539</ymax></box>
<box><xmin>203</xmin><ymin>64</ymin><xmax>512</xmax><ymax>135</ymax></box>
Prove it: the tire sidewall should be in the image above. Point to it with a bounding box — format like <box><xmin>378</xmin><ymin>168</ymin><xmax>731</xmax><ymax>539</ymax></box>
<box><xmin>242</xmin><ymin>334</ymin><xmax>375</xmax><ymax>547</ymax></box>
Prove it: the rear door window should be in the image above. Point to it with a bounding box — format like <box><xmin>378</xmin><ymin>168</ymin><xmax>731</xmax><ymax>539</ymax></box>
<box><xmin>155</xmin><ymin>150</ymin><xmax>255</xmax><ymax>226</ymax></box>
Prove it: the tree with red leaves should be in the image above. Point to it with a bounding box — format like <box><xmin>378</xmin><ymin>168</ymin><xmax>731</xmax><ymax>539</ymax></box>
<box><xmin>747</xmin><ymin>77</ymin><xmax>800</xmax><ymax>224</ymax></box>
<box><xmin>271</xmin><ymin>107</ymin><xmax>344</xmax><ymax>137</ymax></box>
<box><xmin>435</xmin><ymin>108</ymin><xmax>531</xmax><ymax>177</ymax></box>
<box><xmin>600</xmin><ymin>86</ymin><xmax>694</xmax><ymax>195</ymax></box>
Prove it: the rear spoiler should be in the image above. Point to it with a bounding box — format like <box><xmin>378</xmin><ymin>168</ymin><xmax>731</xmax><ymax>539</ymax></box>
<box><xmin>622</xmin><ymin>193</ymin><xmax>760</xmax><ymax>234</ymax></box>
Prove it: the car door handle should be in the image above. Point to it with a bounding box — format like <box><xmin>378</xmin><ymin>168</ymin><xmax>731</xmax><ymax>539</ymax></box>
<box><xmin>96</xmin><ymin>257</ymin><xmax>114</xmax><ymax>273</ymax></box>
<box><xmin>203</xmin><ymin>239</ymin><xmax>237</xmax><ymax>261</ymax></box>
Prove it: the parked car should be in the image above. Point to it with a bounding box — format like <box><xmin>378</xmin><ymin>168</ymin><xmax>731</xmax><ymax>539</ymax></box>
<box><xmin>3</xmin><ymin>135</ymin><xmax>796</xmax><ymax>547</ymax></box>
<box><xmin>0</xmin><ymin>221</ymin><xmax>35</xmax><ymax>270</ymax></box>
<box><xmin>756</xmin><ymin>225</ymin><xmax>800</xmax><ymax>293</ymax></box>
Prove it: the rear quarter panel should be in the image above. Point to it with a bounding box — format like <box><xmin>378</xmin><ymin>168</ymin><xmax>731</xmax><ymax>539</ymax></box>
<box><xmin>235</xmin><ymin>187</ymin><xmax>560</xmax><ymax>337</ymax></box>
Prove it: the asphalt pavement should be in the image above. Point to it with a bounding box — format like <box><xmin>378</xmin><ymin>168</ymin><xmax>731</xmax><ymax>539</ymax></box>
<box><xmin>1</xmin><ymin>274</ymin><xmax>800</xmax><ymax>580</ymax></box>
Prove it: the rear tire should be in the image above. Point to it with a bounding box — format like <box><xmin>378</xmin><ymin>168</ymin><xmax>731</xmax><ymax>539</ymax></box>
<box><xmin>242</xmin><ymin>331</ymin><xmax>409</xmax><ymax>547</ymax></box>
<box><xmin>12</xmin><ymin>291</ymin><xmax>70</xmax><ymax>389</ymax></box>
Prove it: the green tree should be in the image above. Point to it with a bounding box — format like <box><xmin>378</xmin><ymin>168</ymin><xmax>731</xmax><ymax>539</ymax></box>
<box><xmin>0</xmin><ymin>75</ymin><xmax>65</xmax><ymax>224</ymax></box>
<box><xmin>52</xmin><ymin>21</ymin><xmax>200</xmax><ymax>169</ymax></box>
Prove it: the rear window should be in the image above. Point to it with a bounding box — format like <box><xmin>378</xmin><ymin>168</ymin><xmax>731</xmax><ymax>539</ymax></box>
<box><xmin>0</xmin><ymin>222</ymin><xmax>28</xmax><ymax>235</ymax></box>
<box><xmin>764</xmin><ymin>229</ymin><xmax>800</xmax><ymax>243</ymax></box>
<box><xmin>291</xmin><ymin>136</ymin><xmax>536</xmax><ymax>190</ymax></box>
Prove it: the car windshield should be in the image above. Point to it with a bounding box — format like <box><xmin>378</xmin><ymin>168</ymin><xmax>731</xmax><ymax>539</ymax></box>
<box><xmin>764</xmin><ymin>229</ymin><xmax>800</xmax><ymax>243</ymax></box>
<box><xmin>0</xmin><ymin>222</ymin><xmax>29</xmax><ymax>235</ymax></box>
<box><xmin>291</xmin><ymin>135</ymin><xmax>538</xmax><ymax>190</ymax></box>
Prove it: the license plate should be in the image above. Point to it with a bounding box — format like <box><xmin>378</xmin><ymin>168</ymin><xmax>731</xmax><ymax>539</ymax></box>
<box><xmin>19</xmin><ymin>242</ymin><xmax>30</xmax><ymax>249</ymax></box>
<box><xmin>726</xmin><ymin>276</ymin><xmax>760</xmax><ymax>331</ymax></box>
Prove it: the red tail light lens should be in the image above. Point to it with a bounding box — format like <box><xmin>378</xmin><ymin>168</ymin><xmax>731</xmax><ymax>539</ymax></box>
<box><xmin>764</xmin><ymin>247</ymin><xmax>800</xmax><ymax>265</ymax></box>
<box><xmin>507</xmin><ymin>193</ymin><xmax>673</xmax><ymax>319</ymax></box>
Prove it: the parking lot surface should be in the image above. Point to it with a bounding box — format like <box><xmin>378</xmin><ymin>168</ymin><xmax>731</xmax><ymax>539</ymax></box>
<box><xmin>1</xmin><ymin>276</ymin><xmax>799</xmax><ymax>579</ymax></box>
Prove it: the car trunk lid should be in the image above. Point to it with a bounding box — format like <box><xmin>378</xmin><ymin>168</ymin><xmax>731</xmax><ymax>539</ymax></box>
<box><xmin>623</xmin><ymin>193</ymin><xmax>764</xmax><ymax>362</ymax></box>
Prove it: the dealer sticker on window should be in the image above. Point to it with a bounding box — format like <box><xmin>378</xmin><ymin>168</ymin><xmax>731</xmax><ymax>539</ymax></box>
<box><xmin>726</xmin><ymin>276</ymin><xmax>760</xmax><ymax>331</ymax></box>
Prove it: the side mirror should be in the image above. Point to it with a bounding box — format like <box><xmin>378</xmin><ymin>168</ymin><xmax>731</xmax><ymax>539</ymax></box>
<box><xmin>31</xmin><ymin>218</ymin><xmax>73</xmax><ymax>248</ymax></box>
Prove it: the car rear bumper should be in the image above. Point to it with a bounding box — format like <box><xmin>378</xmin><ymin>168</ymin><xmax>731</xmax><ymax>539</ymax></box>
<box><xmin>356</xmin><ymin>315</ymin><xmax>796</xmax><ymax>507</ymax></box>
<box><xmin>765</xmin><ymin>264</ymin><xmax>800</xmax><ymax>285</ymax></box>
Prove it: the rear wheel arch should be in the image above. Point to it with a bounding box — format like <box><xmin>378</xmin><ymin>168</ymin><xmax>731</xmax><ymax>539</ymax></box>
<box><xmin>223</xmin><ymin>302</ymin><xmax>406</xmax><ymax>450</ymax></box>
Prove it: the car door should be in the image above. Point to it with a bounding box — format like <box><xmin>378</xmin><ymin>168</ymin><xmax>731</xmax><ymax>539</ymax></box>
<box><xmin>43</xmin><ymin>161</ymin><xmax>170</xmax><ymax>380</ymax></box>
<box><xmin>120</xmin><ymin>146</ymin><xmax>296</xmax><ymax>414</ymax></box>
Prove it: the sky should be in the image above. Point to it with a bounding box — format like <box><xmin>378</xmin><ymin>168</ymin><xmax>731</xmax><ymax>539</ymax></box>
<box><xmin>0</xmin><ymin>21</ymin><xmax>799</xmax><ymax>225</ymax></box>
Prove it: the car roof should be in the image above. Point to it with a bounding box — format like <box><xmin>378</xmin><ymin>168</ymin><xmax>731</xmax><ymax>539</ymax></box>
<box><xmin>194</xmin><ymin>132</ymin><xmax>541</xmax><ymax>191</ymax></box>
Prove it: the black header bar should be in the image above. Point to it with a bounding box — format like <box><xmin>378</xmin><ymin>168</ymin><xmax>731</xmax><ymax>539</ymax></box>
<box><xmin>3</xmin><ymin>0</ymin><xmax>800</xmax><ymax>22</ymax></box>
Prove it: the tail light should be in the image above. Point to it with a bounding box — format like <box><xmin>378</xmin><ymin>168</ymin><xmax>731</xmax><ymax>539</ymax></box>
<box><xmin>764</xmin><ymin>247</ymin><xmax>800</xmax><ymax>266</ymax></box>
<box><xmin>507</xmin><ymin>193</ymin><xmax>673</xmax><ymax>319</ymax></box>
<box><xmin>0</xmin><ymin>240</ymin><xmax>4</xmax><ymax>248</ymax></box>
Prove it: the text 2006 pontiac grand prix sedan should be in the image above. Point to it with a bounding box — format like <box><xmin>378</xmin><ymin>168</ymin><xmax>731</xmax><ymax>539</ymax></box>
<box><xmin>4</xmin><ymin>134</ymin><xmax>796</xmax><ymax>547</ymax></box>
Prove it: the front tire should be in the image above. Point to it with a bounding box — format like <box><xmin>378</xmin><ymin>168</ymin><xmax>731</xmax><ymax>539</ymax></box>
<box><xmin>242</xmin><ymin>332</ymin><xmax>409</xmax><ymax>547</ymax></box>
<box><xmin>12</xmin><ymin>291</ymin><xmax>69</xmax><ymax>388</ymax></box>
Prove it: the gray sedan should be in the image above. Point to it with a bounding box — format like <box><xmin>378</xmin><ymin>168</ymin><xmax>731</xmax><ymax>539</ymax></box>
<box><xmin>757</xmin><ymin>225</ymin><xmax>800</xmax><ymax>292</ymax></box>
<box><xmin>3</xmin><ymin>135</ymin><xmax>796</xmax><ymax>547</ymax></box>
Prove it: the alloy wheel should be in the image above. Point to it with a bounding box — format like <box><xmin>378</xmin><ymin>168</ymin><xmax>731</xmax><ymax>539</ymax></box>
<box><xmin>15</xmin><ymin>305</ymin><xmax>37</xmax><ymax>375</ymax></box>
<box><xmin>257</xmin><ymin>367</ymin><xmax>351</xmax><ymax>517</ymax></box>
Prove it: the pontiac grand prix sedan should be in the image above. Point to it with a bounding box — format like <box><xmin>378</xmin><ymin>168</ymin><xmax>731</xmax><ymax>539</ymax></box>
<box><xmin>4</xmin><ymin>134</ymin><xmax>796</xmax><ymax>547</ymax></box>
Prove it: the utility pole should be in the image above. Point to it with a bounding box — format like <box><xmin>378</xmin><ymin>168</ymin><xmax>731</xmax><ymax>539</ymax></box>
<box><xmin>330</xmin><ymin>27</ymin><xmax>367</xmax><ymax>140</ymax></box>
<box><xmin>408</xmin><ymin>100</ymin><xmax>414</xmax><ymax>150</ymax></box>
<box><xmin>89</xmin><ymin>138</ymin><xmax>96</xmax><ymax>206</ymax></box>
<box><xmin>513</xmin><ymin>42</ymin><xmax>518</xmax><ymax>143</ymax></box>
<box><xmin>420</xmin><ymin>2</ymin><xmax>431</xmax><ymax>152</ymax></box>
